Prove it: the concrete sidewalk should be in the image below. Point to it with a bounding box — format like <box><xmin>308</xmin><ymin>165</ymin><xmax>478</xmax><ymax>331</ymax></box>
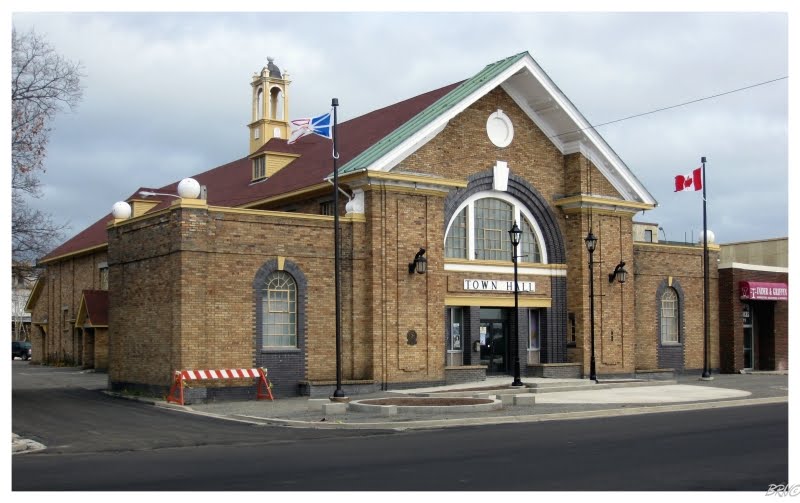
<box><xmin>159</xmin><ymin>372</ymin><xmax>789</xmax><ymax>430</ymax></box>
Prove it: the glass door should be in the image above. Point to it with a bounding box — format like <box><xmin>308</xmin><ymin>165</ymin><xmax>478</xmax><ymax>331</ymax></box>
<box><xmin>743</xmin><ymin>303</ymin><xmax>754</xmax><ymax>370</ymax></box>
<box><xmin>479</xmin><ymin>308</ymin><xmax>507</xmax><ymax>374</ymax></box>
<box><xmin>528</xmin><ymin>309</ymin><xmax>541</xmax><ymax>364</ymax></box>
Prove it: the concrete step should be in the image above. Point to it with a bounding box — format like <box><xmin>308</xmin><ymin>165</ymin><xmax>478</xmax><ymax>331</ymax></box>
<box><xmin>525</xmin><ymin>379</ymin><xmax>595</xmax><ymax>390</ymax></box>
<box><xmin>414</xmin><ymin>379</ymin><xmax>677</xmax><ymax>398</ymax></box>
<box><xmin>528</xmin><ymin>380</ymin><xmax>677</xmax><ymax>394</ymax></box>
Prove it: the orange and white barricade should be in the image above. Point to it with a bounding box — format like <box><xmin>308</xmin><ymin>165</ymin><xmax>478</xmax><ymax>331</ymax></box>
<box><xmin>166</xmin><ymin>367</ymin><xmax>274</xmax><ymax>405</ymax></box>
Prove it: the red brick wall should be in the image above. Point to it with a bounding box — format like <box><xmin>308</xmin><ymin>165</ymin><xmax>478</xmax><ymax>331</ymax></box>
<box><xmin>718</xmin><ymin>267</ymin><xmax>788</xmax><ymax>372</ymax></box>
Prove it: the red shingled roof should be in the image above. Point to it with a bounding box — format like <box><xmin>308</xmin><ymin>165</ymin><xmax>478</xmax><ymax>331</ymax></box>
<box><xmin>39</xmin><ymin>81</ymin><xmax>461</xmax><ymax>263</ymax></box>
<box><xmin>81</xmin><ymin>290</ymin><xmax>109</xmax><ymax>326</ymax></box>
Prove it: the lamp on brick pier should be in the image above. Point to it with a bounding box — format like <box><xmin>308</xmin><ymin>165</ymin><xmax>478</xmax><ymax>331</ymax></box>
<box><xmin>584</xmin><ymin>230</ymin><xmax>598</xmax><ymax>383</ymax></box>
<box><xmin>508</xmin><ymin>221</ymin><xmax>523</xmax><ymax>387</ymax></box>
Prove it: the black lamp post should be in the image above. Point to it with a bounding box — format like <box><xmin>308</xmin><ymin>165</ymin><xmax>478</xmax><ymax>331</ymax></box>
<box><xmin>585</xmin><ymin>231</ymin><xmax>598</xmax><ymax>383</ymax></box>
<box><xmin>509</xmin><ymin>221</ymin><xmax>523</xmax><ymax>387</ymax></box>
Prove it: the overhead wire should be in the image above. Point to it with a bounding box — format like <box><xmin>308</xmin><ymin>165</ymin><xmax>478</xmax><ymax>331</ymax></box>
<box><xmin>548</xmin><ymin>76</ymin><xmax>788</xmax><ymax>140</ymax></box>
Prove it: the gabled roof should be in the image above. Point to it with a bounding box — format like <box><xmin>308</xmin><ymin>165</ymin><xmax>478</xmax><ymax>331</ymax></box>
<box><xmin>339</xmin><ymin>51</ymin><xmax>657</xmax><ymax>207</ymax></box>
<box><xmin>25</xmin><ymin>277</ymin><xmax>45</xmax><ymax>313</ymax></box>
<box><xmin>75</xmin><ymin>290</ymin><xmax>109</xmax><ymax>327</ymax></box>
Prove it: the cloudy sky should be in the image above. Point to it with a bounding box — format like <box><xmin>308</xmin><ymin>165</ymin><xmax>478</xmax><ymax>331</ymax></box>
<box><xmin>9</xmin><ymin>6</ymin><xmax>792</xmax><ymax>250</ymax></box>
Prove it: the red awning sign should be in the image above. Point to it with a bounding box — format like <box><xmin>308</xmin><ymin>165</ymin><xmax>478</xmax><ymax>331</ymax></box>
<box><xmin>739</xmin><ymin>281</ymin><xmax>788</xmax><ymax>301</ymax></box>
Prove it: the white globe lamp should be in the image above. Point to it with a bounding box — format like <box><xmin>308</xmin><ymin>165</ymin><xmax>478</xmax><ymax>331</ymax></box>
<box><xmin>698</xmin><ymin>230</ymin><xmax>715</xmax><ymax>244</ymax></box>
<box><xmin>177</xmin><ymin>178</ymin><xmax>201</xmax><ymax>199</ymax></box>
<box><xmin>111</xmin><ymin>201</ymin><xmax>132</xmax><ymax>219</ymax></box>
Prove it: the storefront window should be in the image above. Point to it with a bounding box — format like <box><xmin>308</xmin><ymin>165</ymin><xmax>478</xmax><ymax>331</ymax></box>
<box><xmin>447</xmin><ymin>307</ymin><xmax>464</xmax><ymax>366</ymax></box>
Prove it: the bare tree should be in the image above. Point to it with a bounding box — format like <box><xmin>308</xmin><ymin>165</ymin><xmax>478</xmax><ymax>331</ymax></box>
<box><xmin>12</xmin><ymin>26</ymin><xmax>84</xmax><ymax>262</ymax></box>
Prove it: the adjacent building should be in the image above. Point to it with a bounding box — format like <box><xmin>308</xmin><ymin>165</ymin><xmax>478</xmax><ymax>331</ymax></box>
<box><xmin>718</xmin><ymin>238</ymin><xmax>788</xmax><ymax>373</ymax></box>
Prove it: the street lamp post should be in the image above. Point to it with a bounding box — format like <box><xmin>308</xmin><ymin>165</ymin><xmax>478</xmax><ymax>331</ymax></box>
<box><xmin>509</xmin><ymin>221</ymin><xmax>523</xmax><ymax>387</ymax></box>
<box><xmin>585</xmin><ymin>231</ymin><xmax>598</xmax><ymax>383</ymax></box>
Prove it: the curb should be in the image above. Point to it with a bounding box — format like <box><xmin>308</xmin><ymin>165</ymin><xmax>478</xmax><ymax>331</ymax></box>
<box><xmin>228</xmin><ymin>396</ymin><xmax>788</xmax><ymax>430</ymax></box>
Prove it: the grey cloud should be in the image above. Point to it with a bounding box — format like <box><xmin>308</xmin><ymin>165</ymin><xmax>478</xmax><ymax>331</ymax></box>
<box><xmin>11</xmin><ymin>11</ymin><xmax>789</xmax><ymax>246</ymax></box>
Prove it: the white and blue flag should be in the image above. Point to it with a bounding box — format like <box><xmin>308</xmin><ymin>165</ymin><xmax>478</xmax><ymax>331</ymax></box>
<box><xmin>287</xmin><ymin>111</ymin><xmax>332</xmax><ymax>144</ymax></box>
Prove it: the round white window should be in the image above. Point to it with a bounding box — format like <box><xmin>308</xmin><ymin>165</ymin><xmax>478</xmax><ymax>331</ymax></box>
<box><xmin>486</xmin><ymin>110</ymin><xmax>514</xmax><ymax>148</ymax></box>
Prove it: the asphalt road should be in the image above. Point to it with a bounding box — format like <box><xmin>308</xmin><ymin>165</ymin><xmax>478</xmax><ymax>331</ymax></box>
<box><xmin>12</xmin><ymin>363</ymin><xmax>788</xmax><ymax>491</ymax></box>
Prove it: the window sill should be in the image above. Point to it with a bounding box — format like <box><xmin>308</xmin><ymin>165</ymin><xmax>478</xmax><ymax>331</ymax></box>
<box><xmin>660</xmin><ymin>342</ymin><xmax>683</xmax><ymax>347</ymax></box>
<box><xmin>260</xmin><ymin>348</ymin><xmax>301</xmax><ymax>354</ymax></box>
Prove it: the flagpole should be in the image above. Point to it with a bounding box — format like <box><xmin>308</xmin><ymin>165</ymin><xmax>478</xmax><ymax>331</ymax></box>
<box><xmin>331</xmin><ymin>98</ymin><xmax>346</xmax><ymax>399</ymax></box>
<box><xmin>701</xmin><ymin>156</ymin><xmax>711</xmax><ymax>379</ymax></box>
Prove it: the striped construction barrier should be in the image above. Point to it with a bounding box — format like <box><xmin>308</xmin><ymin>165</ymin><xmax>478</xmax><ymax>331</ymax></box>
<box><xmin>166</xmin><ymin>367</ymin><xmax>274</xmax><ymax>405</ymax></box>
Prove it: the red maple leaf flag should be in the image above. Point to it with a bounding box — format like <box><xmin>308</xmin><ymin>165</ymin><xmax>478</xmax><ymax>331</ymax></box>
<box><xmin>675</xmin><ymin>167</ymin><xmax>703</xmax><ymax>192</ymax></box>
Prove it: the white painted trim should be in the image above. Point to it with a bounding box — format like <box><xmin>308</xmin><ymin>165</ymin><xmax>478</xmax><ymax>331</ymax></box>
<box><xmin>466</xmin><ymin>203</ymin><xmax>475</xmax><ymax>261</ymax></box>
<box><xmin>502</xmin><ymin>83</ymin><xmax>565</xmax><ymax>153</ymax></box>
<box><xmin>486</xmin><ymin>110</ymin><xmax>514</xmax><ymax>147</ymax></box>
<box><xmin>444</xmin><ymin>262</ymin><xmax>566</xmax><ymax>276</ymax></box>
<box><xmin>718</xmin><ymin>262</ymin><xmax>789</xmax><ymax>273</ymax></box>
<box><xmin>444</xmin><ymin>190</ymin><xmax>548</xmax><ymax>264</ymax></box>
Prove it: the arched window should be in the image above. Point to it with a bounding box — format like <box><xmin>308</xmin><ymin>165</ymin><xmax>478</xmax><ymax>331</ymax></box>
<box><xmin>256</xmin><ymin>88</ymin><xmax>264</xmax><ymax>120</ymax></box>
<box><xmin>520</xmin><ymin>218</ymin><xmax>542</xmax><ymax>263</ymax></box>
<box><xmin>660</xmin><ymin>288</ymin><xmax>679</xmax><ymax>343</ymax></box>
<box><xmin>445</xmin><ymin>194</ymin><xmax>545</xmax><ymax>263</ymax></box>
<box><xmin>262</xmin><ymin>271</ymin><xmax>297</xmax><ymax>347</ymax></box>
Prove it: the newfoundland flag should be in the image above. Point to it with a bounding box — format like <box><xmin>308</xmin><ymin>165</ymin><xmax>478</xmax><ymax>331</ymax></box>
<box><xmin>675</xmin><ymin>167</ymin><xmax>703</xmax><ymax>192</ymax></box>
<box><xmin>287</xmin><ymin>112</ymin><xmax>332</xmax><ymax>144</ymax></box>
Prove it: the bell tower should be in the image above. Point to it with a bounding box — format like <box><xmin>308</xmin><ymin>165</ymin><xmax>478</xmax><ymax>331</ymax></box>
<box><xmin>249</xmin><ymin>57</ymin><xmax>290</xmax><ymax>154</ymax></box>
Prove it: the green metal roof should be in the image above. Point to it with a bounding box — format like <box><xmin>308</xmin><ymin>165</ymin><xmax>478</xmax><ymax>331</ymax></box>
<box><xmin>338</xmin><ymin>51</ymin><xmax>529</xmax><ymax>175</ymax></box>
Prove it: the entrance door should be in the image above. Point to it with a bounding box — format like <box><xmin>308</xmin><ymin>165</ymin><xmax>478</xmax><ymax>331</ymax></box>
<box><xmin>479</xmin><ymin>308</ymin><xmax>508</xmax><ymax>374</ymax></box>
<box><xmin>755</xmin><ymin>302</ymin><xmax>776</xmax><ymax>370</ymax></box>
<box><xmin>743</xmin><ymin>304</ymin><xmax>754</xmax><ymax>370</ymax></box>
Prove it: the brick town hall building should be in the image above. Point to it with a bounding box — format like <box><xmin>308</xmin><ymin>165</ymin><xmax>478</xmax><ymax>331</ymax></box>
<box><xmin>27</xmin><ymin>52</ymin><xmax>732</xmax><ymax>398</ymax></box>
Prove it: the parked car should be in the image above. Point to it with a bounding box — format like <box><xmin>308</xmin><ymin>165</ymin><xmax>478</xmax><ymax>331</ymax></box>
<box><xmin>12</xmin><ymin>341</ymin><xmax>32</xmax><ymax>360</ymax></box>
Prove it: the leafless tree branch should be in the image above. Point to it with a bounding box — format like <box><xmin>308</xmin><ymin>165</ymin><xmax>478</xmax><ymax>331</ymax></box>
<box><xmin>11</xmin><ymin>26</ymin><xmax>83</xmax><ymax>263</ymax></box>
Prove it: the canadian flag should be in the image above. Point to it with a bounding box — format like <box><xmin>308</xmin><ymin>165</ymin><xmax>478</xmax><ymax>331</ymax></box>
<box><xmin>675</xmin><ymin>167</ymin><xmax>703</xmax><ymax>192</ymax></box>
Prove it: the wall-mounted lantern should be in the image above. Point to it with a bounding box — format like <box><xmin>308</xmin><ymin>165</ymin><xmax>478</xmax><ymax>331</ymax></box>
<box><xmin>408</xmin><ymin>248</ymin><xmax>427</xmax><ymax>275</ymax></box>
